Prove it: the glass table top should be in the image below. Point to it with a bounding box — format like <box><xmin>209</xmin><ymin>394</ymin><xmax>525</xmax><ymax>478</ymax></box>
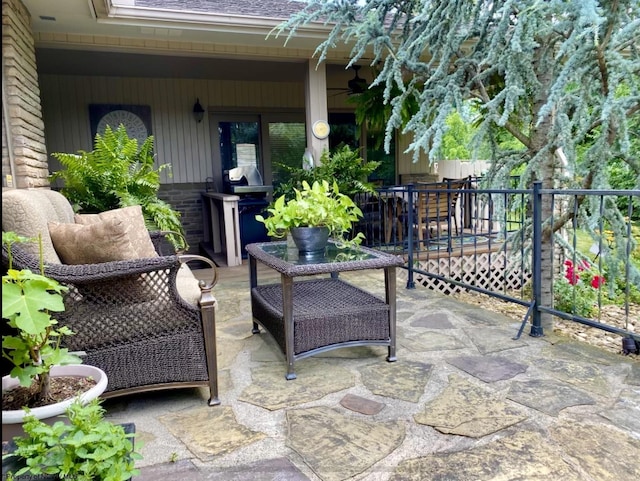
<box><xmin>257</xmin><ymin>241</ymin><xmax>376</xmax><ymax>266</ymax></box>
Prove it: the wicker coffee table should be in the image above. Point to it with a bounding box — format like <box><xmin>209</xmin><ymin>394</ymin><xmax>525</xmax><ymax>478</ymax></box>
<box><xmin>246</xmin><ymin>241</ymin><xmax>404</xmax><ymax>379</ymax></box>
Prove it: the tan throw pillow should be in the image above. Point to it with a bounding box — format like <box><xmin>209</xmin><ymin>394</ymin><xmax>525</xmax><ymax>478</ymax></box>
<box><xmin>75</xmin><ymin>205</ymin><xmax>158</xmax><ymax>258</ymax></box>
<box><xmin>48</xmin><ymin>219</ymin><xmax>138</xmax><ymax>265</ymax></box>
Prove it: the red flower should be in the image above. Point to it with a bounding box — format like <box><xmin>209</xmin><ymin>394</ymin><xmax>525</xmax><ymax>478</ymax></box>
<box><xmin>578</xmin><ymin>260</ymin><xmax>590</xmax><ymax>271</ymax></box>
<box><xmin>565</xmin><ymin>266</ymin><xmax>579</xmax><ymax>285</ymax></box>
<box><xmin>591</xmin><ymin>276</ymin><xmax>605</xmax><ymax>288</ymax></box>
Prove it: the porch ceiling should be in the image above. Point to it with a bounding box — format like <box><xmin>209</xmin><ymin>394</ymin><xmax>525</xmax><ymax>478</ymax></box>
<box><xmin>36</xmin><ymin>48</ymin><xmax>308</xmax><ymax>81</ymax></box>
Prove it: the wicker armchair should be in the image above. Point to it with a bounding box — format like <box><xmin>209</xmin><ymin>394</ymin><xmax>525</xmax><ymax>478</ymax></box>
<box><xmin>2</xmin><ymin>189</ymin><xmax>220</xmax><ymax>405</ymax></box>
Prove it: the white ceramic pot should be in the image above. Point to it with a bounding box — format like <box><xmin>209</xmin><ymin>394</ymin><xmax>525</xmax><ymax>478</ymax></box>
<box><xmin>2</xmin><ymin>364</ymin><xmax>108</xmax><ymax>441</ymax></box>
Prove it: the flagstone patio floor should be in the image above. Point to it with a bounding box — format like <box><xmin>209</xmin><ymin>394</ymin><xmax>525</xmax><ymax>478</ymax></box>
<box><xmin>101</xmin><ymin>262</ymin><xmax>640</xmax><ymax>481</ymax></box>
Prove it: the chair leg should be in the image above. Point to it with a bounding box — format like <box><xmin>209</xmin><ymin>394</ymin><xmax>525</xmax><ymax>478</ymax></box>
<box><xmin>200</xmin><ymin>294</ymin><xmax>220</xmax><ymax>406</ymax></box>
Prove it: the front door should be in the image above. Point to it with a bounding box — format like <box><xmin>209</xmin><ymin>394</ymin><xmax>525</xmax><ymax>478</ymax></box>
<box><xmin>210</xmin><ymin>114</ymin><xmax>262</xmax><ymax>193</ymax></box>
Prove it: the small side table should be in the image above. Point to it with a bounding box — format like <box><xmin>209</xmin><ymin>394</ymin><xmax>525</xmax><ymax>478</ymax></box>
<box><xmin>246</xmin><ymin>241</ymin><xmax>404</xmax><ymax>379</ymax></box>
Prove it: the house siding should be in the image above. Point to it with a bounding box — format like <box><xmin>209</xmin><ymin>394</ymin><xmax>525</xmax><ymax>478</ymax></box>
<box><xmin>40</xmin><ymin>74</ymin><xmax>309</xmax><ymax>255</ymax></box>
<box><xmin>2</xmin><ymin>0</ymin><xmax>48</xmax><ymax>189</ymax></box>
<box><xmin>41</xmin><ymin>75</ymin><xmax>307</xmax><ymax>185</ymax></box>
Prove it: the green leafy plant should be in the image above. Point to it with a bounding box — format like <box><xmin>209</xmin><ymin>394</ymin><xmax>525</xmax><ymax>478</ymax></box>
<box><xmin>50</xmin><ymin>124</ymin><xmax>186</xmax><ymax>249</ymax></box>
<box><xmin>273</xmin><ymin>145</ymin><xmax>381</xmax><ymax>202</ymax></box>
<box><xmin>2</xmin><ymin>232</ymin><xmax>81</xmax><ymax>406</ymax></box>
<box><xmin>3</xmin><ymin>398</ymin><xmax>142</xmax><ymax>481</ymax></box>
<box><xmin>256</xmin><ymin>180</ymin><xmax>365</xmax><ymax>246</ymax></box>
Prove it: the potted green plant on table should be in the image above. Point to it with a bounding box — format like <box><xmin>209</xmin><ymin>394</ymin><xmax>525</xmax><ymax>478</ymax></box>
<box><xmin>256</xmin><ymin>179</ymin><xmax>365</xmax><ymax>255</ymax></box>
<box><xmin>2</xmin><ymin>398</ymin><xmax>141</xmax><ymax>481</ymax></box>
<box><xmin>2</xmin><ymin>233</ymin><xmax>108</xmax><ymax>442</ymax></box>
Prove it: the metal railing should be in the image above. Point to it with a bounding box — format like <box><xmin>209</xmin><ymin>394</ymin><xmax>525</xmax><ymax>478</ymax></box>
<box><xmin>353</xmin><ymin>180</ymin><xmax>640</xmax><ymax>351</ymax></box>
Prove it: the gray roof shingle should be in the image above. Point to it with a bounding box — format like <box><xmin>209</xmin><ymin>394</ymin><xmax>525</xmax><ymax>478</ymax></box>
<box><xmin>135</xmin><ymin>0</ymin><xmax>306</xmax><ymax>19</ymax></box>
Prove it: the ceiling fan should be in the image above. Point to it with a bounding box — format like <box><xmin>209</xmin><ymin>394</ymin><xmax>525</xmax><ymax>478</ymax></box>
<box><xmin>328</xmin><ymin>65</ymin><xmax>368</xmax><ymax>96</ymax></box>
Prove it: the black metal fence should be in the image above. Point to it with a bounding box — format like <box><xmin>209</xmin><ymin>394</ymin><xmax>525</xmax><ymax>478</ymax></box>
<box><xmin>353</xmin><ymin>180</ymin><xmax>640</xmax><ymax>351</ymax></box>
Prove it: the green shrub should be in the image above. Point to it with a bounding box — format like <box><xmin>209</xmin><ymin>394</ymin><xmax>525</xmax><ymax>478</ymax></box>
<box><xmin>4</xmin><ymin>399</ymin><xmax>142</xmax><ymax>481</ymax></box>
<box><xmin>273</xmin><ymin>145</ymin><xmax>380</xmax><ymax>202</ymax></box>
<box><xmin>50</xmin><ymin>125</ymin><xmax>186</xmax><ymax>250</ymax></box>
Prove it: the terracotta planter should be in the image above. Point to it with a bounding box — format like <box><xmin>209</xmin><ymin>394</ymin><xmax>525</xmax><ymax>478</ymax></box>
<box><xmin>2</xmin><ymin>364</ymin><xmax>108</xmax><ymax>442</ymax></box>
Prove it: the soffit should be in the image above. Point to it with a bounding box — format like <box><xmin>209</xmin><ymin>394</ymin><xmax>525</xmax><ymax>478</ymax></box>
<box><xmin>22</xmin><ymin>0</ymin><xmax>354</xmax><ymax>61</ymax></box>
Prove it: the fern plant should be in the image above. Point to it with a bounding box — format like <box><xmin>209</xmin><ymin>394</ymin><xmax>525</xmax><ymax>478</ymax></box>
<box><xmin>274</xmin><ymin>145</ymin><xmax>381</xmax><ymax>202</ymax></box>
<box><xmin>50</xmin><ymin>125</ymin><xmax>186</xmax><ymax>249</ymax></box>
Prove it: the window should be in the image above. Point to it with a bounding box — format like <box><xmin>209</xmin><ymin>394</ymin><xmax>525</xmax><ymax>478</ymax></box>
<box><xmin>329</xmin><ymin>113</ymin><xmax>359</xmax><ymax>151</ymax></box>
<box><xmin>268</xmin><ymin>121</ymin><xmax>306</xmax><ymax>191</ymax></box>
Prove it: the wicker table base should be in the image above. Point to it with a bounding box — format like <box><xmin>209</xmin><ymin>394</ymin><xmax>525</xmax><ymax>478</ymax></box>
<box><xmin>251</xmin><ymin>278</ymin><xmax>394</xmax><ymax>379</ymax></box>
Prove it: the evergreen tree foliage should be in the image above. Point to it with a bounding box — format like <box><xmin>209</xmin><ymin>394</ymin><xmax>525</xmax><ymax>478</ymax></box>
<box><xmin>274</xmin><ymin>0</ymin><xmax>640</xmax><ymax>328</ymax></box>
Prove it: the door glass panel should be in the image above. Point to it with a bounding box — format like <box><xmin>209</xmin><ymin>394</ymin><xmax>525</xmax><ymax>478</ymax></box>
<box><xmin>329</xmin><ymin>112</ymin><xmax>358</xmax><ymax>150</ymax></box>
<box><xmin>268</xmin><ymin>121</ymin><xmax>306</xmax><ymax>192</ymax></box>
<box><xmin>218</xmin><ymin>121</ymin><xmax>260</xmax><ymax>172</ymax></box>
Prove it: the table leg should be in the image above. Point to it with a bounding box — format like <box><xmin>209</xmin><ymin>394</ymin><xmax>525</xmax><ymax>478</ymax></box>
<box><xmin>281</xmin><ymin>274</ymin><xmax>297</xmax><ymax>380</ymax></box>
<box><xmin>385</xmin><ymin>266</ymin><xmax>397</xmax><ymax>362</ymax></box>
<box><xmin>249</xmin><ymin>255</ymin><xmax>260</xmax><ymax>334</ymax></box>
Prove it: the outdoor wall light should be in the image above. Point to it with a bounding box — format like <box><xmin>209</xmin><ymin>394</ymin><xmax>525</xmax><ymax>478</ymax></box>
<box><xmin>193</xmin><ymin>98</ymin><xmax>205</xmax><ymax>123</ymax></box>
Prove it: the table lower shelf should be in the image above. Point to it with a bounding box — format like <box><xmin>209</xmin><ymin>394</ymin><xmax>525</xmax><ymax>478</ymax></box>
<box><xmin>251</xmin><ymin>278</ymin><xmax>394</xmax><ymax>376</ymax></box>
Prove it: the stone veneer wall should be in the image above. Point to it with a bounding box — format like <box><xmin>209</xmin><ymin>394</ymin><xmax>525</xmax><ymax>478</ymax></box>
<box><xmin>2</xmin><ymin>0</ymin><xmax>49</xmax><ymax>189</ymax></box>
<box><xmin>158</xmin><ymin>183</ymin><xmax>207</xmax><ymax>255</ymax></box>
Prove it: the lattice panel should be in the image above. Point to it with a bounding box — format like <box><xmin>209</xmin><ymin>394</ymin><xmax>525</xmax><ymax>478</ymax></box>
<box><xmin>400</xmin><ymin>251</ymin><xmax>531</xmax><ymax>296</ymax></box>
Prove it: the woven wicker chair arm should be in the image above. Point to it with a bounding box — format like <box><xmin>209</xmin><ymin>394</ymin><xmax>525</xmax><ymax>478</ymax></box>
<box><xmin>42</xmin><ymin>256</ymin><xmax>181</xmax><ymax>284</ymax></box>
<box><xmin>179</xmin><ymin>254</ymin><xmax>218</xmax><ymax>290</ymax></box>
<box><xmin>3</xmin><ymin>244</ymin><xmax>180</xmax><ymax>284</ymax></box>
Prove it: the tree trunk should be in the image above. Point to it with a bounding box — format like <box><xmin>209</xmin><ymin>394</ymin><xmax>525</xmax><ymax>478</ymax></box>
<box><xmin>530</xmin><ymin>41</ymin><xmax>557</xmax><ymax>334</ymax></box>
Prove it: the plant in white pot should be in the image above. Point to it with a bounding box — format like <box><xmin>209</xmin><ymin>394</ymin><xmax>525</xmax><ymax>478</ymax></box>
<box><xmin>256</xmin><ymin>179</ymin><xmax>365</xmax><ymax>254</ymax></box>
<box><xmin>2</xmin><ymin>232</ymin><xmax>108</xmax><ymax>442</ymax></box>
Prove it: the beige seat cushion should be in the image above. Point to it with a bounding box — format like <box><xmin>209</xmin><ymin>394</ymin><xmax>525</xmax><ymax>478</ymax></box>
<box><xmin>74</xmin><ymin>205</ymin><xmax>158</xmax><ymax>259</ymax></box>
<box><xmin>2</xmin><ymin>189</ymin><xmax>75</xmax><ymax>264</ymax></box>
<box><xmin>48</xmin><ymin>219</ymin><xmax>139</xmax><ymax>265</ymax></box>
<box><xmin>177</xmin><ymin>263</ymin><xmax>203</xmax><ymax>307</ymax></box>
<box><xmin>50</xmin><ymin>206</ymin><xmax>156</xmax><ymax>303</ymax></box>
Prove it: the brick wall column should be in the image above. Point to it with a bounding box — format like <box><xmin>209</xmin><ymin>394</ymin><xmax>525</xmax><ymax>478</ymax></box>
<box><xmin>2</xmin><ymin>0</ymin><xmax>49</xmax><ymax>189</ymax></box>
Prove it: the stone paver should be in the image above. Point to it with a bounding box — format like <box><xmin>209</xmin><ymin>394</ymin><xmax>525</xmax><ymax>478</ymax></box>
<box><xmin>414</xmin><ymin>374</ymin><xmax>529</xmax><ymax>437</ymax></box>
<box><xmin>159</xmin><ymin>406</ymin><xmax>266</xmax><ymax>461</ymax></box>
<box><xmin>465</xmin><ymin>327</ymin><xmax>528</xmax><ymax>354</ymax></box>
<box><xmin>446</xmin><ymin>354</ymin><xmax>528</xmax><ymax>382</ymax></box>
<box><xmin>399</xmin><ymin>329</ymin><xmax>466</xmax><ymax>352</ymax></box>
<box><xmin>506</xmin><ymin>379</ymin><xmax>596</xmax><ymax>416</ymax></box>
<box><xmin>359</xmin><ymin>360</ymin><xmax>434</xmax><ymax>402</ymax></box>
<box><xmin>286</xmin><ymin>406</ymin><xmax>405</xmax><ymax>481</ymax></box>
<box><xmin>599</xmin><ymin>387</ymin><xmax>640</xmax><ymax>434</ymax></box>
<box><xmin>534</xmin><ymin>357</ymin><xmax>614</xmax><ymax>395</ymax></box>
<box><xmin>339</xmin><ymin>394</ymin><xmax>385</xmax><ymax>415</ymax></box>
<box><xmin>238</xmin><ymin>361</ymin><xmax>355</xmax><ymax>410</ymax></box>
<box><xmin>550</xmin><ymin>420</ymin><xmax>640</xmax><ymax>479</ymax></box>
<box><xmin>409</xmin><ymin>313</ymin><xmax>454</xmax><ymax>329</ymax></box>
<box><xmin>628</xmin><ymin>362</ymin><xmax>640</xmax><ymax>385</ymax></box>
<box><xmin>389</xmin><ymin>430</ymin><xmax>588</xmax><ymax>480</ymax></box>
<box><xmin>102</xmin><ymin>268</ymin><xmax>639</xmax><ymax>481</ymax></box>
